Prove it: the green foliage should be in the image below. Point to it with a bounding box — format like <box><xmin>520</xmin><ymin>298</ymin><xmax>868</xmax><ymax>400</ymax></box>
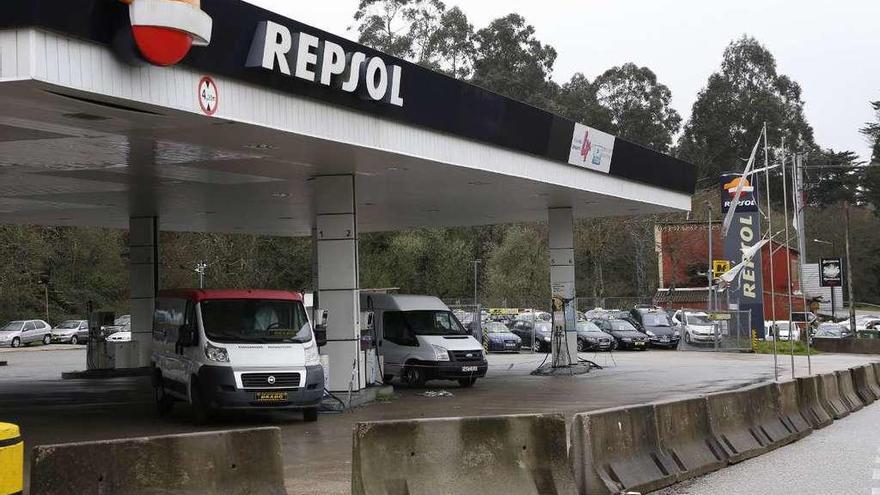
<box><xmin>803</xmin><ymin>150</ymin><xmax>865</xmax><ymax>207</ymax></box>
<box><xmin>471</xmin><ymin>14</ymin><xmax>558</xmax><ymax>110</ymax></box>
<box><xmin>593</xmin><ymin>63</ymin><xmax>681</xmax><ymax>153</ymax></box>
<box><xmin>485</xmin><ymin>224</ymin><xmax>548</xmax><ymax>306</ymax></box>
<box><xmin>557</xmin><ymin>73</ymin><xmax>613</xmax><ymax>133</ymax></box>
<box><xmin>677</xmin><ymin>35</ymin><xmax>815</xmax><ymax>180</ymax></box>
<box><xmin>753</xmin><ymin>339</ymin><xmax>819</xmax><ymax>356</ymax></box>
<box><xmin>861</xmin><ymin>101</ymin><xmax>880</xmax><ymax>213</ymax></box>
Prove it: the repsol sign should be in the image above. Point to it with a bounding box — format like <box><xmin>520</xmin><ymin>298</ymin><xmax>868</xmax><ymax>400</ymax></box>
<box><xmin>246</xmin><ymin>21</ymin><xmax>404</xmax><ymax>107</ymax></box>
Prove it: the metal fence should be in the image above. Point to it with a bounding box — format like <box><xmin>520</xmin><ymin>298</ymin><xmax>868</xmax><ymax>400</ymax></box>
<box><xmin>676</xmin><ymin>308</ymin><xmax>753</xmax><ymax>352</ymax></box>
<box><xmin>575</xmin><ymin>297</ymin><xmax>654</xmax><ymax>313</ymax></box>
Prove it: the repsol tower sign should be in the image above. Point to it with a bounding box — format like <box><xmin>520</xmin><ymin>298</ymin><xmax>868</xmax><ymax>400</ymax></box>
<box><xmin>246</xmin><ymin>20</ymin><xmax>404</xmax><ymax>107</ymax></box>
<box><xmin>721</xmin><ymin>172</ymin><xmax>766</xmax><ymax>337</ymax></box>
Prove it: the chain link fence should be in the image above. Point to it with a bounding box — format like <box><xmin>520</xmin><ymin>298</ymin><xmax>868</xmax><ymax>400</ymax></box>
<box><xmin>575</xmin><ymin>297</ymin><xmax>654</xmax><ymax>313</ymax></box>
<box><xmin>675</xmin><ymin>308</ymin><xmax>753</xmax><ymax>352</ymax></box>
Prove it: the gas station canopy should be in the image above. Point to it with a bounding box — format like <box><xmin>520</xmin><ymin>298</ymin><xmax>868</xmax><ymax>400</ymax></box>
<box><xmin>0</xmin><ymin>0</ymin><xmax>695</xmax><ymax>237</ymax></box>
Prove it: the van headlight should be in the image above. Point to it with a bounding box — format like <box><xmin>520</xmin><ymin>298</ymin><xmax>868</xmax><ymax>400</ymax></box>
<box><xmin>304</xmin><ymin>340</ymin><xmax>321</xmax><ymax>366</ymax></box>
<box><xmin>204</xmin><ymin>342</ymin><xmax>229</xmax><ymax>363</ymax></box>
<box><xmin>432</xmin><ymin>345</ymin><xmax>450</xmax><ymax>361</ymax></box>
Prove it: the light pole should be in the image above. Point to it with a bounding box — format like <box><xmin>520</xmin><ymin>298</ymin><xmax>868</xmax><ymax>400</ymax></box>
<box><xmin>472</xmin><ymin>260</ymin><xmax>481</xmax><ymax>309</ymax></box>
<box><xmin>472</xmin><ymin>260</ymin><xmax>481</xmax><ymax>340</ymax></box>
<box><xmin>706</xmin><ymin>202</ymin><xmax>714</xmax><ymax>312</ymax></box>
<box><xmin>194</xmin><ymin>261</ymin><xmax>208</xmax><ymax>289</ymax></box>
<box><xmin>813</xmin><ymin>238</ymin><xmax>837</xmax><ymax>319</ymax></box>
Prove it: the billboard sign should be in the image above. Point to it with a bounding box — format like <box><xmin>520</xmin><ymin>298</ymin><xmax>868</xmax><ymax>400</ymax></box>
<box><xmin>820</xmin><ymin>258</ymin><xmax>843</xmax><ymax>287</ymax></box>
<box><xmin>721</xmin><ymin>172</ymin><xmax>765</xmax><ymax>337</ymax></box>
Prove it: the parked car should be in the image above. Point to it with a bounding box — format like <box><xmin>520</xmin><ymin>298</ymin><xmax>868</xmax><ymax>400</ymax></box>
<box><xmin>0</xmin><ymin>319</ymin><xmax>53</xmax><ymax>347</ymax></box>
<box><xmin>765</xmin><ymin>321</ymin><xmax>800</xmax><ymax>342</ymax></box>
<box><xmin>575</xmin><ymin>320</ymin><xmax>616</xmax><ymax>352</ymax></box>
<box><xmin>509</xmin><ymin>319</ymin><xmax>553</xmax><ymax>352</ymax></box>
<box><xmin>482</xmin><ymin>322</ymin><xmax>522</xmax><ymax>352</ymax></box>
<box><xmin>811</xmin><ymin>322</ymin><xmax>854</xmax><ymax>340</ymax></box>
<box><xmin>106</xmin><ymin>331</ymin><xmax>132</xmax><ymax>343</ymax></box>
<box><xmin>672</xmin><ymin>311</ymin><xmax>721</xmax><ymax>346</ymax></box>
<box><xmin>51</xmin><ymin>319</ymin><xmax>89</xmax><ymax>344</ymax></box>
<box><xmin>840</xmin><ymin>315</ymin><xmax>880</xmax><ymax>331</ymax></box>
<box><xmin>591</xmin><ymin>318</ymin><xmax>648</xmax><ymax>350</ymax></box>
<box><xmin>629</xmin><ymin>308</ymin><xmax>680</xmax><ymax>349</ymax></box>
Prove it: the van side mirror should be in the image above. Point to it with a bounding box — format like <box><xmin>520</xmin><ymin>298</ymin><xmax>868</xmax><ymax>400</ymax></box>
<box><xmin>177</xmin><ymin>324</ymin><xmax>196</xmax><ymax>347</ymax></box>
<box><xmin>313</xmin><ymin>308</ymin><xmax>328</xmax><ymax>347</ymax></box>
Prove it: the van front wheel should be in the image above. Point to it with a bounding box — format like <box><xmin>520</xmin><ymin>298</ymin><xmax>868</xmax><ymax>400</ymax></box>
<box><xmin>190</xmin><ymin>379</ymin><xmax>213</xmax><ymax>424</ymax></box>
<box><xmin>402</xmin><ymin>365</ymin><xmax>425</xmax><ymax>388</ymax></box>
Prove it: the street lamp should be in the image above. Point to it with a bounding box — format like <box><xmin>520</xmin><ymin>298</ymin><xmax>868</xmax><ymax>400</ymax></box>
<box><xmin>812</xmin><ymin>238</ymin><xmax>837</xmax><ymax>318</ymax></box>
<box><xmin>472</xmin><ymin>260</ymin><xmax>482</xmax><ymax>339</ymax></box>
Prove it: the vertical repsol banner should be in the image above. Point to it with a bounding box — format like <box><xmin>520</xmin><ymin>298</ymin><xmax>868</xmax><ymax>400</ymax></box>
<box><xmin>720</xmin><ymin>173</ymin><xmax>766</xmax><ymax>337</ymax></box>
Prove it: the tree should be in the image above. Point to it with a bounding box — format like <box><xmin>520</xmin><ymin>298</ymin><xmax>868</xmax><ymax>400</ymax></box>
<box><xmin>677</xmin><ymin>35</ymin><xmax>815</xmax><ymax>180</ymax></box>
<box><xmin>556</xmin><ymin>73</ymin><xmax>613</xmax><ymax>132</ymax></box>
<box><xmin>861</xmin><ymin>100</ymin><xmax>880</xmax><ymax>213</ymax></box>
<box><xmin>424</xmin><ymin>7</ymin><xmax>476</xmax><ymax>79</ymax></box>
<box><xmin>592</xmin><ymin>63</ymin><xmax>681</xmax><ymax>153</ymax></box>
<box><xmin>802</xmin><ymin>150</ymin><xmax>865</xmax><ymax>207</ymax></box>
<box><xmin>471</xmin><ymin>14</ymin><xmax>558</xmax><ymax>110</ymax></box>
<box><xmin>351</xmin><ymin>0</ymin><xmax>446</xmax><ymax>60</ymax></box>
<box><xmin>485</xmin><ymin>225</ymin><xmax>547</xmax><ymax>306</ymax></box>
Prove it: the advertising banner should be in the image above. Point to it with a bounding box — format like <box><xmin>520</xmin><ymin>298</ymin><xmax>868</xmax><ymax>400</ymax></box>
<box><xmin>820</xmin><ymin>258</ymin><xmax>844</xmax><ymax>287</ymax></box>
<box><xmin>720</xmin><ymin>172</ymin><xmax>766</xmax><ymax>337</ymax></box>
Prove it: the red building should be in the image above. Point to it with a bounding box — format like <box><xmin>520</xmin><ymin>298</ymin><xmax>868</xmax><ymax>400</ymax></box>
<box><xmin>653</xmin><ymin>221</ymin><xmax>805</xmax><ymax>319</ymax></box>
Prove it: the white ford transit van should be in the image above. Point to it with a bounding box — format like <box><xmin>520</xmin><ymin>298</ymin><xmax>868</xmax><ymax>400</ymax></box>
<box><xmin>151</xmin><ymin>289</ymin><xmax>325</xmax><ymax>422</ymax></box>
<box><xmin>362</xmin><ymin>293</ymin><xmax>487</xmax><ymax>387</ymax></box>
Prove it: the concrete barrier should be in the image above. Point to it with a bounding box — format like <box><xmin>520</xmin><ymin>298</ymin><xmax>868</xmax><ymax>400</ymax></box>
<box><xmin>818</xmin><ymin>372</ymin><xmax>851</xmax><ymax>419</ymax></box>
<box><xmin>705</xmin><ymin>383</ymin><xmax>794</xmax><ymax>463</ymax></box>
<box><xmin>30</xmin><ymin>427</ymin><xmax>286</xmax><ymax>495</ymax></box>
<box><xmin>653</xmin><ymin>397</ymin><xmax>726</xmax><ymax>482</ymax></box>
<box><xmin>352</xmin><ymin>413</ymin><xmax>576</xmax><ymax>495</ymax></box>
<box><xmin>874</xmin><ymin>363</ymin><xmax>880</xmax><ymax>389</ymax></box>
<box><xmin>795</xmin><ymin>375</ymin><xmax>834</xmax><ymax>429</ymax></box>
<box><xmin>851</xmin><ymin>365</ymin><xmax>879</xmax><ymax>405</ymax></box>
<box><xmin>835</xmin><ymin>369</ymin><xmax>865</xmax><ymax>412</ymax></box>
<box><xmin>774</xmin><ymin>380</ymin><xmax>813</xmax><ymax>441</ymax></box>
<box><xmin>570</xmin><ymin>405</ymin><xmax>676</xmax><ymax>495</ymax></box>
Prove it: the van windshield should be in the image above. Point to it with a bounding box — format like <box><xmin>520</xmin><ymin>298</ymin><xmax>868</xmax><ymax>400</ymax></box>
<box><xmin>396</xmin><ymin>310</ymin><xmax>468</xmax><ymax>336</ymax></box>
<box><xmin>201</xmin><ymin>299</ymin><xmax>311</xmax><ymax>344</ymax></box>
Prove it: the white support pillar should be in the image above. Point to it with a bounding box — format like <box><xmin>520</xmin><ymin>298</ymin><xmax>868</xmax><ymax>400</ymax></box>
<box><xmin>548</xmin><ymin>208</ymin><xmax>578</xmax><ymax>366</ymax></box>
<box><xmin>128</xmin><ymin>216</ymin><xmax>158</xmax><ymax>368</ymax></box>
<box><xmin>314</xmin><ymin>175</ymin><xmax>364</xmax><ymax>393</ymax></box>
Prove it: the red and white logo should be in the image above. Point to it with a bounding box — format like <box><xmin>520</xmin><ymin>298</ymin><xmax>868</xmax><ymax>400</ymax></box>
<box><xmin>120</xmin><ymin>0</ymin><xmax>213</xmax><ymax>66</ymax></box>
<box><xmin>579</xmin><ymin>130</ymin><xmax>592</xmax><ymax>162</ymax></box>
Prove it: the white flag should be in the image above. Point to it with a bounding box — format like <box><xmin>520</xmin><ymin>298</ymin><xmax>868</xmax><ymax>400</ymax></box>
<box><xmin>717</xmin><ymin>239</ymin><xmax>769</xmax><ymax>285</ymax></box>
<box><xmin>721</xmin><ymin>129</ymin><xmax>764</xmax><ymax>238</ymax></box>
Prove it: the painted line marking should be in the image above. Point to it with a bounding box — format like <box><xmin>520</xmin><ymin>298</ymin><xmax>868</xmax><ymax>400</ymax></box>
<box><xmin>873</xmin><ymin>468</ymin><xmax>880</xmax><ymax>480</ymax></box>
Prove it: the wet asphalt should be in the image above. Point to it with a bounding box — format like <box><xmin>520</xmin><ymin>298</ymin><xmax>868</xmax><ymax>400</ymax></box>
<box><xmin>0</xmin><ymin>345</ymin><xmax>876</xmax><ymax>494</ymax></box>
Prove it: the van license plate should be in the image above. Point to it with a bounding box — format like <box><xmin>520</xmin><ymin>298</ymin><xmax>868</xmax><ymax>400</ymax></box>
<box><xmin>461</xmin><ymin>366</ymin><xmax>478</xmax><ymax>372</ymax></box>
<box><xmin>256</xmin><ymin>391</ymin><xmax>287</xmax><ymax>402</ymax></box>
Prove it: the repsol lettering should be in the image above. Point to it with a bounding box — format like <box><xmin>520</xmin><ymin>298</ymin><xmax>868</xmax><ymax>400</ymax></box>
<box><xmin>739</xmin><ymin>216</ymin><xmax>756</xmax><ymax>299</ymax></box>
<box><xmin>246</xmin><ymin>20</ymin><xmax>404</xmax><ymax>107</ymax></box>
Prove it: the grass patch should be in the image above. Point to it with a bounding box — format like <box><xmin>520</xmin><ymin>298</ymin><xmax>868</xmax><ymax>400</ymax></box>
<box><xmin>753</xmin><ymin>340</ymin><xmax>820</xmax><ymax>356</ymax></box>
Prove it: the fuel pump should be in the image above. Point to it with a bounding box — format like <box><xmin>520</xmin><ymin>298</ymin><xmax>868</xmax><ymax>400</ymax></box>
<box><xmin>360</xmin><ymin>310</ymin><xmax>380</xmax><ymax>385</ymax></box>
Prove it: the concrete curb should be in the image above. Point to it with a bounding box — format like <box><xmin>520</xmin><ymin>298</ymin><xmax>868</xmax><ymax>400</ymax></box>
<box><xmin>571</xmin><ymin>404</ymin><xmax>675</xmax><ymax>495</ymax></box>
<box><xmin>835</xmin><ymin>369</ymin><xmax>865</xmax><ymax>412</ymax></box>
<box><xmin>795</xmin><ymin>375</ymin><xmax>834</xmax><ymax>429</ymax></box>
<box><xmin>30</xmin><ymin>427</ymin><xmax>287</xmax><ymax>495</ymax></box>
<box><xmin>352</xmin><ymin>413</ymin><xmax>575</xmax><ymax>495</ymax></box>
<box><xmin>705</xmin><ymin>385</ymin><xmax>772</xmax><ymax>463</ymax></box>
<box><xmin>850</xmin><ymin>365</ymin><xmax>879</xmax><ymax>404</ymax></box>
<box><xmin>775</xmin><ymin>380</ymin><xmax>813</xmax><ymax>441</ymax></box>
<box><xmin>818</xmin><ymin>372</ymin><xmax>851</xmax><ymax>419</ymax></box>
<box><xmin>654</xmin><ymin>397</ymin><xmax>726</xmax><ymax>483</ymax></box>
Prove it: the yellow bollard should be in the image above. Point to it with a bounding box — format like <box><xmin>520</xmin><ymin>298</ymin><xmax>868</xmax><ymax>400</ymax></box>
<box><xmin>0</xmin><ymin>423</ymin><xmax>23</xmax><ymax>495</ymax></box>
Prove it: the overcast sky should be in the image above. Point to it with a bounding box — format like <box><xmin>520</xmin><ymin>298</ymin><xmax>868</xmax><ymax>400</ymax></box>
<box><xmin>245</xmin><ymin>0</ymin><xmax>880</xmax><ymax>161</ymax></box>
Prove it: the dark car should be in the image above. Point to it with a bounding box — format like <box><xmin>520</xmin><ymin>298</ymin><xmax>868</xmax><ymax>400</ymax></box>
<box><xmin>482</xmin><ymin>321</ymin><xmax>522</xmax><ymax>352</ymax></box>
<box><xmin>576</xmin><ymin>320</ymin><xmax>616</xmax><ymax>352</ymax></box>
<box><xmin>629</xmin><ymin>308</ymin><xmax>680</xmax><ymax>349</ymax></box>
<box><xmin>509</xmin><ymin>319</ymin><xmax>553</xmax><ymax>352</ymax></box>
<box><xmin>591</xmin><ymin>318</ymin><xmax>649</xmax><ymax>350</ymax></box>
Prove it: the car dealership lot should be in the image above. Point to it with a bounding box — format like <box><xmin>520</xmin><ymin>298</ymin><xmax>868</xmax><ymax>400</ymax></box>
<box><xmin>1</xmin><ymin>348</ymin><xmax>877</xmax><ymax>494</ymax></box>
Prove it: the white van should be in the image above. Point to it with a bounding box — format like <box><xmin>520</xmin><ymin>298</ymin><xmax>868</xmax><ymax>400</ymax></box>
<box><xmin>151</xmin><ymin>289</ymin><xmax>325</xmax><ymax>422</ymax></box>
<box><xmin>362</xmin><ymin>293</ymin><xmax>487</xmax><ymax>387</ymax></box>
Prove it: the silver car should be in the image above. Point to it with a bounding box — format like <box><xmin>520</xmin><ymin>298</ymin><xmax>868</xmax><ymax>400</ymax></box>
<box><xmin>51</xmin><ymin>319</ymin><xmax>89</xmax><ymax>344</ymax></box>
<box><xmin>0</xmin><ymin>319</ymin><xmax>53</xmax><ymax>347</ymax></box>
